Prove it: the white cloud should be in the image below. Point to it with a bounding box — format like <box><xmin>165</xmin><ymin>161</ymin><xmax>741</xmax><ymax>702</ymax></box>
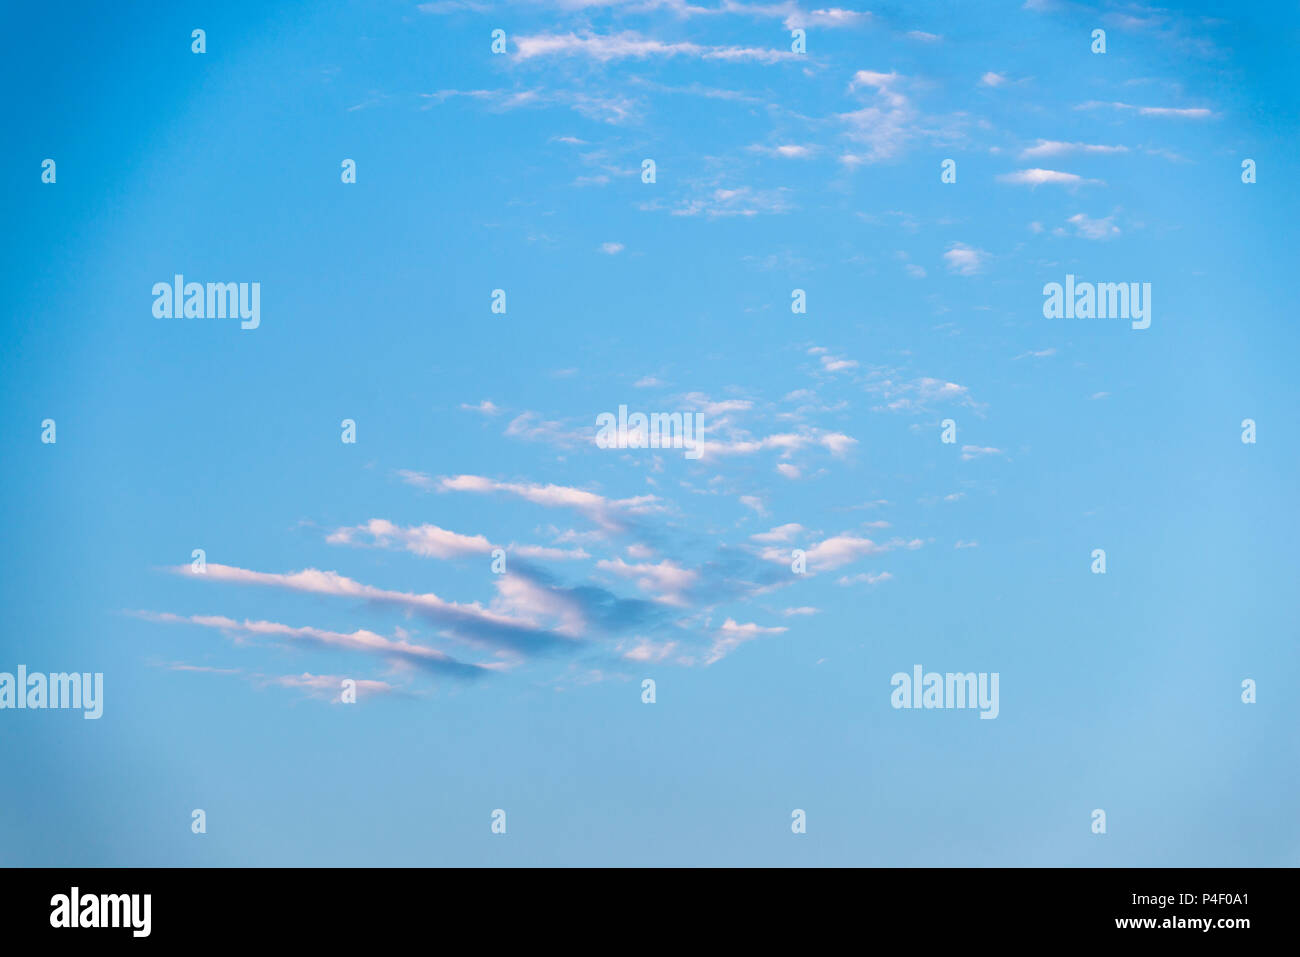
<box><xmin>596</xmin><ymin>556</ymin><xmax>697</xmax><ymax>605</ymax></box>
<box><xmin>658</xmin><ymin>185</ymin><xmax>794</xmax><ymax>218</ymax></box>
<box><xmin>504</xmin><ymin>411</ymin><xmax>585</xmax><ymax>447</ymax></box>
<box><xmin>752</xmin><ymin>523</ymin><xmax>805</xmax><ymax>544</ymax></box>
<box><xmin>761</xmin><ymin>533</ymin><xmax>921</xmax><ymax>572</ymax></box>
<box><xmin>622</xmin><ymin>638</ymin><xmax>680</xmax><ymax>663</ymax></box>
<box><xmin>1019</xmin><ymin>140</ymin><xmax>1129</xmax><ymax>159</ymax></box>
<box><xmin>600</xmin><ymin>241</ymin><xmax>625</xmax><ymax>254</ymax></box>
<box><xmin>866</xmin><ymin>374</ymin><xmax>976</xmax><ymax>413</ymax></box>
<box><xmin>839</xmin><ymin>70</ymin><xmax>915</xmax><ymax>163</ymax></box>
<box><xmin>786</xmin><ymin>8</ymin><xmax>871</xmax><ymax>29</ymax></box>
<box><xmin>748</xmin><ymin>143</ymin><xmax>816</xmax><ymax>159</ymax></box>
<box><xmin>327</xmin><ymin>519</ymin><xmax>492</xmax><ymax>559</ymax></box>
<box><xmin>136</xmin><ymin>608</ymin><xmax>495</xmax><ymax>674</ymax></box>
<box><xmin>835</xmin><ymin>571</ymin><xmax>894</xmax><ymax>586</ymax></box>
<box><xmin>943</xmin><ymin>242</ymin><xmax>987</xmax><ymax>276</ymax></box>
<box><xmin>997</xmin><ymin>168</ymin><xmax>1092</xmax><ymax>186</ymax></box>
<box><xmin>706</xmin><ymin>618</ymin><xmax>788</xmax><ymax>665</ymax></box>
<box><xmin>695</xmin><ymin>427</ymin><xmax>857</xmax><ymax>461</ymax></box>
<box><xmin>682</xmin><ymin>392</ymin><xmax>753</xmax><ymax>416</ymax></box>
<box><xmin>1076</xmin><ymin>100</ymin><xmax>1214</xmax><ymax>118</ymax></box>
<box><xmin>436</xmin><ymin>473</ymin><xmax>662</xmax><ymax>531</ymax></box>
<box><xmin>808</xmin><ymin>345</ymin><xmax>859</xmax><ymax>373</ymax></box>
<box><xmin>1067</xmin><ymin>212</ymin><xmax>1120</xmax><ymax>240</ymax></box>
<box><xmin>513</xmin><ymin>30</ymin><xmax>797</xmax><ymax>64</ymax></box>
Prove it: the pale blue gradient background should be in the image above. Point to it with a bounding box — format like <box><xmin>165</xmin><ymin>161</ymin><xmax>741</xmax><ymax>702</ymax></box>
<box><xmin>1</xmin><ymin>0</ymin><xmax>1297</xmax><ymax>865</ymax></box>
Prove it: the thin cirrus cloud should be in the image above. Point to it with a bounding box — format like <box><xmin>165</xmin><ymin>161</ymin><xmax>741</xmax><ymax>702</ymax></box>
<box><xmin>943</xmin><ymin>242</ymin><xmax>988</xmax><ymax>275</ymax></box>
<box><xmin>997</xmin><ymin>168</ymin><xmax>1096</xmax><ymax>187</ymax></box>
<box><xmin>655</xmin><ymin>184</ymin><xmax>796</xmax><ymax>218</ymax></box>
<box><xmin>809</xmin><ymin>345</ymin><xmax>859</xmax><ymax>373</ymax></box>
<box><xmin>706</xmin><ymin>618</ymin><xmax>789</xmax><ymax>665</ymax></box>
<box><xmin>751</xmin><ymin>522</ymin><xmax>806</xmax><ymax>543</ymax></box>
<box><xmin>838</xmin><ymin>70</ymin><xmax>916</xmax><ymax>164</ymax></box>
<box><xmin>747</xmin><ymin>143</ymin><xmax>817</xmax><ymax>158</ymax></box>
<box><xmin>1019</xmin><ymin>140</ymin><xmax>1129</xmax><ymax>159</ymax></box>
<box><xmin>1067</xmin><ymin>212</ymin><xmax>1120</xmax><ymax>239</ymax></box>
<box><xmin>1075</xmin><ymin>100</ymin><xmax>1214</xmax><ymax>118</ymax></box>
<box><xmin>162</xmin><ymin>562</ymin><xmax>579</xmax><ymax>655</ymax></box>
<box><xmin>864</xmin><ymin>373</ymin><xmax>978</xmax><ymax>414</ymax></box>
<box><xmin>401</xmin><ymin>471</ymin><xmax>663</xmax><ymax>532</ymax></box>
<box><xmin>420</xmin><ymin>88</ymin><xmax>641</xmax><ymax>125</ymax></box>
<box><xmin>595</xmin><ymin>556</ymin><xmax>698</xmax><ymax>606</ymax></box>
<box><xmin>326</xmin><ymin>518</ymin><xmax>590</xmax><ymax>561</ymax></box>
<box><xmin>511</xmin><ymin>30</ymin><xmax>799</xmax><ymax>63</ymax></box>
<box><xmin>134</xmin><ymin>611</ymin><xmax>496</xmax><ymax>679</ymax></box>
<box><xmin>836</xmin><ymin>570</ymin><xmax>894</xmax><ymax>586</ymax></box>
<box><xmin>696</xmin><ymin>427</ymin><xmax>858</xmax><ymax>460</ymax></box>
<box><xmin>621</xmin><ymin>636</ymin><xmax>681</xmax><ymax>664</ymax></box>
<box><xmin>784</xmin><ymin>7</ymin><xmax>871</xmax><ymax>29</ymax></box>
<box><xmin>758</xmin><ymin>533</ymin><xmax>922</xmax><ymax>573</ymax></box>
<box><xmin>162</xmin><ymin>662</ymin><xmax>398</xmax><ymax>701</ymax></box>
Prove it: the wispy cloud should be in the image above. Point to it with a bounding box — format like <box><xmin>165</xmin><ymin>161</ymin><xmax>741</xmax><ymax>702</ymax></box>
<box><xmin>163</xmin><ymin>563</ymin><xmax>578</xmax><ymax>655</ymax></box>
<box><xmin>943</xmin><ymin>242</ymin><xmax>988</xmax><ymax>275</ymax></box>
<box><xmin>135</xmin><ymin>610</ymin><xmax>496</xmax><ymax>678</ymax></box>
<box><xmin>1067</xmin><ymin>212</ymin><xmax>1120</xmax><ymax>239</ymax></box>
<box><xmin>513</xmin><ymin>30</ymin><xmax>798</xmax><ymax>63</ymax></box>
<box><xmin>161</xmin><ymin>661</ymin><xmax>399</xmax><ymax>701</ymax></box>
<box><xmin>432</xmin><ymin>473</ymin><xmax>662</xmax><ymax>532</ymax></box>
<box><xmin>839</xmin><ymin>70</ymin><xmax>916</xmax><ymax>163</ymax></box>
<box><xmin>1076</xmin><ymin>100</ymin><xmax>1214</xmax><ymax>119</ymax></box>
<box><xmin>747</xmin><ymin>143</ymin><xmax>816</xmax><ymax>159</ymax></box>
<box><xmin>1019</xmin><ymin>140</ymin><xmax>1129</xmax><ymax>159</ymax></box>
<box><xmin>759</xmin><ymin>533</ymin><xmax>921</xmax><ymax>573</ymax></box>
<box><xmin>997</xmin><ymin>168</ymin><xmax>1098</xmax><ymax>187</ymax></box>
<box><xmin>707</xmin><ymin>618</ymin><xmax>788</xmax><ymax>665</ymax></box>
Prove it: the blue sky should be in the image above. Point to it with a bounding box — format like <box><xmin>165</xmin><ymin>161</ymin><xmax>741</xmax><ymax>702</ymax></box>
<box><xmin>2</xmin><ymin>0</ymin><xmax>1297</xmax><ymax>866</ymax></box>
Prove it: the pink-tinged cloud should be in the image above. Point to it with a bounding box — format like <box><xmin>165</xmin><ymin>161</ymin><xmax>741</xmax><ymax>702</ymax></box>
<box><xmin>596</xmin><ymin>557</ymin><xmax>698</xmax><ymax>606</ymax></box>
<box><xmin>707</xmin><ymin>618</ymin><xmax>788</xmax><ymax>664</ymax></box>
<box><xmin>166</xmin><ymin>563</ymin><xmax>576</xmax><ymax>654</ymax></box>
<box><xmin>429</xmin><ymin>473</ymin><xmax>662</xmax><ymax>531</ymax></box>
<box><xmin>134</xmin><ymin>610</ymin><xmax>497</xmax><ymax>678</ymax></box>
<box><xmin>997</xmin><ymin>168</ymin><xmax>1092</xmax><ymax>186</ymax></box>
<box><xmin>513</xmin><ymin>30</ymin><xmax>797</xmax><ymax>64</ymax></box>
<box><xmin>327</xmin><ymin>518</ymin><xmax>588</xmax><ymax>561</ymax></box>
<box><xmin>760</xmin><ymin>533</ymin><xmax>922</xmax><ymax>572</ymax></box>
